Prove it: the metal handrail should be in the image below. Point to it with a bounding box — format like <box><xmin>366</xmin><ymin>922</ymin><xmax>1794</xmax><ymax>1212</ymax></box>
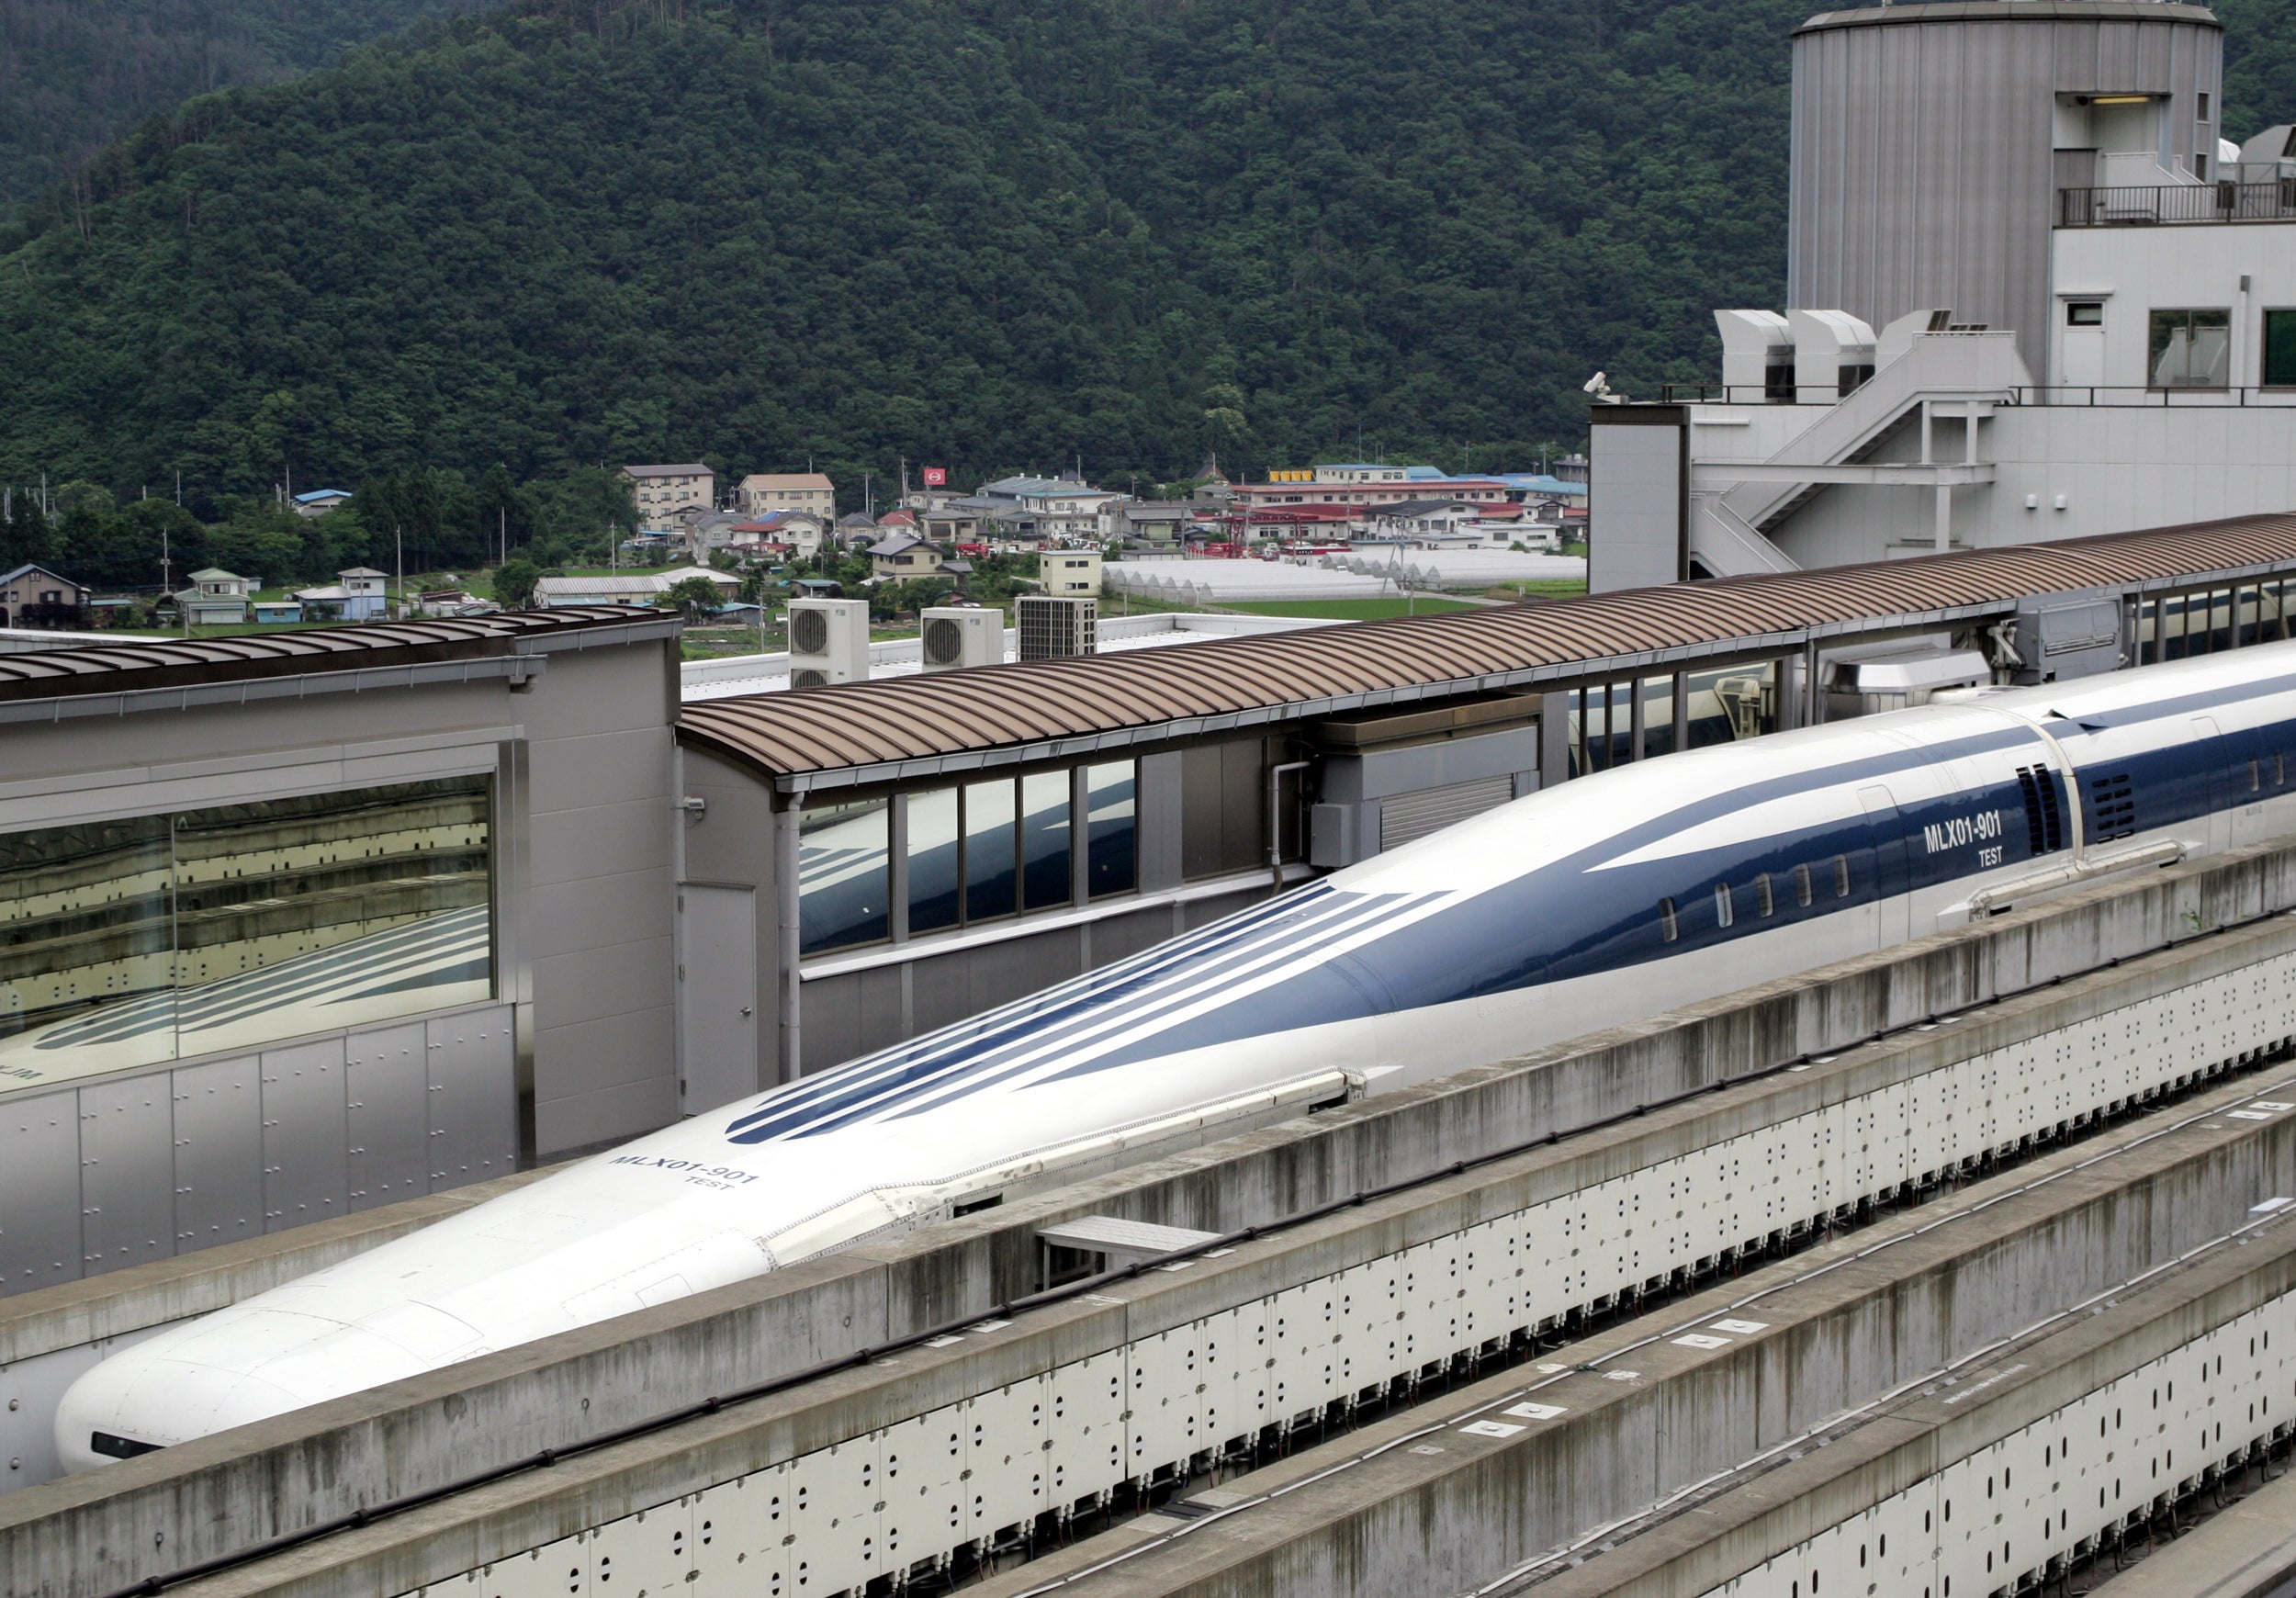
<box><xmin>1660</xmin><ymin>383</ymin><xmax>2296</xmax><ymax>408</ymax></box>
<box><xmin>2058</xmin><ymin>179</ymin><xmax>2296</xmax><ymax>226</ymax></box>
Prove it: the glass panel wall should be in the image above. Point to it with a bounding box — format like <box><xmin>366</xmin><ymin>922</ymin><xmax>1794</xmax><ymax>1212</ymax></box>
<box><xmin>799</xmin><ymin>796</ymin><xmax>889</xmax><ymax>956</ymax></box>
<box><xmin>962</xmin><ymin>779</ymin><xmax>1019</xmax><ymax>922</ymax></box>
<box><xmin>1086</xmin><ymin>762</ymin><xmax>1137</xmax><ymax>897</ymax></box>
<box><xmin>1019</xmin><ymin>771</ymin><xmax>1073</xmax><ymax>912</ymax></box>
<box><xmin>0</xmin><ymin>778</ymin><xmax>492</xmax><ymax>1096</ymax></box>
<box><xmin>905</xmin><ymin>787</ymin><xmax>962</xmax><ymax>936</ymax></box>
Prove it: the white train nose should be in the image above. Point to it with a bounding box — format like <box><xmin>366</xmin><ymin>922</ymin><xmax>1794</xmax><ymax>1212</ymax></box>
<box><xmin>55</xmin><ymin>1345</ymin><xmax>303</xmax><ymax>1474</ymax></box>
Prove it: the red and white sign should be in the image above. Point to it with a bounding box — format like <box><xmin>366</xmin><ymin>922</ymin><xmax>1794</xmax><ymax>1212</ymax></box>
<box><xmin>923</xmin><ymin>467</ymin><xmax>948</xmax><ymax>487</ymax></box>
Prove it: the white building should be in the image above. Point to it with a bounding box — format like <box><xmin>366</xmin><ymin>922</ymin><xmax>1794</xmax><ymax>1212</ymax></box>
<box><xmin>1588</xmin><ymin>6</ymin><xmax>2296</xmax><ymax>591</ymax></box>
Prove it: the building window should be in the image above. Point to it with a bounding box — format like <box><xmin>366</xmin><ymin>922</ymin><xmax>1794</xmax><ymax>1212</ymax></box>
<box><xmin>0</xmin><ymin>777</ymin><xmax>493</xmax><ymax>1095</ymax></box>
<box><xmin>1086</xmin><ymin>762</ymin><xmax>1137</xmax><ymax>897</ymax></box>
<box><xmin>2149</xmin><ymin>309</ymin><xmax>2232</xmax><ymax>388</ymax></box>
<box><xmin>799</xmin><ymin>796</ymin><xmax>890</xmax><ymax>955</ymax></box>
<box><xmin>2065</xmin><ymin>301</ymin><xmax>2103</xmax><ymax>327</ymax></box>
<box><xmin>2264</xmin><ymin>310</ymin><xmax>2296</xmax><ymax>388</ymax></box>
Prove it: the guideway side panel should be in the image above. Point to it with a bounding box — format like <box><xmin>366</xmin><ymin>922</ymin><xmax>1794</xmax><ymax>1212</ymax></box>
<box><xmin>378</xmin><ymin>934</ymin><xmax>2296</xmax><ymax>1598</ymax></box>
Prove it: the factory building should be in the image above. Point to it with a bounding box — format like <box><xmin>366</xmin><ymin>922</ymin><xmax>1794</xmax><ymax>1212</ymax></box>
<box><xmin>0</xmin><ymin>609</ymin><xmax>683</xmax><ymax>1299</ymax></box>
<box><xmin>1592</xmin><ymin>0</ymin><xmax>2296</xmax><ymax>586</ymax></box>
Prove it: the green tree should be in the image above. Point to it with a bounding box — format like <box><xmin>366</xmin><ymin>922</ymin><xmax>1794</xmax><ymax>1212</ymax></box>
<box><xmin>492</xmin><ymin>555</ymin><xmax>541</xmax><ymax>609</ymax></box>
<box><xmin>658</xmin><ymin>575</ymin><xmax>727</xmax><ymax>622</ymax></box>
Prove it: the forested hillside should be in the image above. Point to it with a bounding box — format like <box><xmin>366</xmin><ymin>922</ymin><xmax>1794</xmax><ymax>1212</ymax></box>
<box><xmin>4</xmin><ymin>0</ymin><xmax>2292</xmax><ymax>512</ymax></box>
<box><xmin>0</xmin><ymin>0</ymin><xmax>478</xmax><ymax>210</ymax></box>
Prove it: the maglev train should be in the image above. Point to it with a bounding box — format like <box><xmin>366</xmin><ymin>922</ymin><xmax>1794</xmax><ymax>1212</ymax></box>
<box><xmin>56</xmin><ymin>640</ymin><xmax>2296</xmax><ymax>1470</ymax></box>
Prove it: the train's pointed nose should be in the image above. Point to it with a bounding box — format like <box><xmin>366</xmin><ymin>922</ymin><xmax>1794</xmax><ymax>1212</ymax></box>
<box><xmin>55</xmin><ymin>1343</ymin><xmax>303</xmax><ymax>1474</ymax></box>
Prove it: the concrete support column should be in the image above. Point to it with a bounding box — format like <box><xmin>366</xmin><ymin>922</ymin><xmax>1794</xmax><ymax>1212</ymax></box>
<box><xmin>1671</xmin><ymin>673</ymin><xmax>1690</xmax><ymax>754</ymax></box>
<box><xmin>1627</xmin><ymin>676</ymin><xmax>1647</xmax><ymax>760</ymax></box>
<box><xmin>1933</xmin><ymin>482</ymin><xmax>1952</xmax><ymax>553</ymax></box>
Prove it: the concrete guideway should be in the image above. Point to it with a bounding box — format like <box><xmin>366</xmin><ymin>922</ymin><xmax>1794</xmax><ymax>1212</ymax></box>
<box><xmin>976</xmin><ymin>1066</ymin><xmax>2296</xmax><ymax>1598</ymax></box>
<box><xmin>17</xmin><ymin>841</ymin><xmax>2296</xmax><ymax>1598</ymax></box>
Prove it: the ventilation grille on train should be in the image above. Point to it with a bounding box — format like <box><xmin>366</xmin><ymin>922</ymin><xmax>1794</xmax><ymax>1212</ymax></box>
<box><xmin>790</xmin><ymin>668</ymin><xmax>831</xmax><ymax>690</ymax></box>
<box><xmin>2014</xmin><ymin>765</ymin><xmax>2065</xmax><ymax>855</ymax></box>
<box><xmin>2088</xmin><ymin>771</ymin><xmax>2136</xmax><ymax>842</ymax></box>
<box><xmin>790</xmin><ymin>609</ymin><xmax>829</xmax><ymax>655</ymax></box>
<box><xmin>922</xmin><ymin>616</ymin><xmax>966</xmax><ymax>666</ymax></box>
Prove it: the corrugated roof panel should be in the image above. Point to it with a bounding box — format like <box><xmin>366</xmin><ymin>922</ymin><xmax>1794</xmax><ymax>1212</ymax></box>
<box><xmin>0</xmin><ymin>607</ymin><xmax>663</xmax><ymax>702</ymax></box>
<box><xmin>678</xmin><ymin>515</ymin><xmax>2296</xmax><ymax>784</ymax></box>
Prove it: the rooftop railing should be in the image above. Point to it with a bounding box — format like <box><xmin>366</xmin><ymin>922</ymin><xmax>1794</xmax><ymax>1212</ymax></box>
<box><xmin>2058</xmin><ymin>179</ymin><xmax>2296</xmax><ymax>226</ymax></box>
<box><xmin>1659</xmin><ymin>383</ymin><xmax>2296</xmax><ymax>406</ymax></box>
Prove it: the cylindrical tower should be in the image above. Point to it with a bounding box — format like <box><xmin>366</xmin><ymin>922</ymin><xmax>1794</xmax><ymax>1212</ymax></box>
<box><xmin>1789</xmin><ymin>1</ymin><xmax>2223</xmax><ymax>380</ymax></box>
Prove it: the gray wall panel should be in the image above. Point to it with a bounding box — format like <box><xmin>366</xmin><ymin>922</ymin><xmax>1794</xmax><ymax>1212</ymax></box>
<box><xmin>261</xmin><ymin>1038</ymin><xmax>347</xmax><ymax>1232</ymax></box>
<box><xmin>427</xmin><ymin>1007</ymin><xmax>517</xmax><ymax>1191</ymax></box>
<box><xmin>346</xmin><ymin>1022</ymin><xmax>430</xmax><ymax>1211</ymax></box>
<box><xmin>1789</xmin><ymin>6</ymin><xmax>2222</xmax><ymax>377</ymax></box>
<box><xmin>799</xmin><ymin>973</ymin><xmax>863</xmax><ymax>1076</ymax></box>
<box><xmin>853</xmin><ymin>964</ymin><xmax>906</xmax><ymax>1061</ymax></box>
<box><xmin>77</xmin><ymin>1076</ymin><xmax>174</xmax><ymax>1275</ymax></box>
<box><xmin>1087</xmin><ymin>904</ymin><xmax>1182</xmax><ymax>970</ymax></box>
<box><xmin>0</xmin><ymin>1090</ymin><xmax>81</xmax><ymax>1293</ymax></box>
<box><xmin>170</xmin><ymin>1055</ymin><xmax>262</xmax><ymax>1252</ymax></box>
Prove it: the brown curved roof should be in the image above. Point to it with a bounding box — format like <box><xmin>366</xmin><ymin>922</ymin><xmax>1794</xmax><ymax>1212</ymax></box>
<box><xmin>679</xmin><ymin>514</ymin><xmax>2296</xmax><ymax>790</ymax></box>
<box><xmin>0</xmin><ymin>607</ymin><xmax>658</xmax><ymax>703</ymax></box>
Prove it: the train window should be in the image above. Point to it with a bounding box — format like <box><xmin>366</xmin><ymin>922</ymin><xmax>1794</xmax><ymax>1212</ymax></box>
<box><xmin>1833</xmin><ymin>855</ymin><xmax>1851</xmax><ymax>897</ymax></box>
<box><xmin>1793</xmin><ymin>861</ymin><xmax>1813</xmax><ymax>906</ymax></box>
<box><xmin>2251</xmin><ymin>759</ymin><xmax>2263</xmax><ymax>793</ymax></box>
<box><xmin>1754</xmin><ymin>872</ymin><xmax>1774</xmax><ymax>917</ymax></box>
<box><xmin>1659</xmin><ymin>897</ymin><xmax>1679</xmax><ymax>942</ymax></box>
<box><xmin>2278</xmin><ymin>753</ymin><xmax>2287</xmax><ymax>786</ymax></box>
<box><xmin>1715</xmin><ymin>883</ymin><xmax>1735</xmax><ymax>928</ymax></box>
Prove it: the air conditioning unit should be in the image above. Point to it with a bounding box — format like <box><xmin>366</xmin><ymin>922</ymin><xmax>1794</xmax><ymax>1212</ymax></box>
<box><xmin>919</xmin><ymin>606</ymin><xmax>1003</xmax><ymax>672</ymax></box>
<box><xmin>1017</xmin><ymin>594</ymin><xmax>1097</xmax><ymax>662</ymax></box>
<box><xmin>786</xmin><ymin>598</ymin><xmax>871</xmax><ymax>688</ymax></box>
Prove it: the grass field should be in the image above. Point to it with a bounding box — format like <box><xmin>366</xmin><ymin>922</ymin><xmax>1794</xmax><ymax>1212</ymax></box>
<box><xmin>1221</xmin><ymin>597</ymin><xmax>1484</xmax><ymax>620</ymax></box>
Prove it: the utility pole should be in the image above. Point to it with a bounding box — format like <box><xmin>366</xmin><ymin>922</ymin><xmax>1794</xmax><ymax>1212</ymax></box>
<box><xmin>499</xmin><ymin>506</ymin><xmax>507</xmax><ymax>568</ymax></box>
<box><xmin>395</xmin><ymin>527</ymin><xmax>404</xmax><ymax>620</ymax></box>
<box><xmin>174</xmin><ymin>469</ymin><xmax>182</xmax><ymax>506</ymax></box>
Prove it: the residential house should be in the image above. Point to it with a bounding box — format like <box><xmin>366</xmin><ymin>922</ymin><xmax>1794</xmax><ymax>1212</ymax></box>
<box><xmin>868</xmin><ymin>532</ymin><xmax>957</xmax><ymax>581</ymax></box>
<box><xmin>291</xmin><ymin>488</ymin><xmax>355</xmax><ymax>517</ymax></box>
<box><xmin>836</xmin><ymin>512</ymin><xmax>881</xmax><ymax>548</ymax></box>
<box><xmin>974</xmin><ymin>474</ymin><xmax>1125</xmax><ymax>541</ymax></box>
<box><xmin>292</xmin><ymin>566</ymin><xmax>389</xmax><ymax>621</ymax></box>
<box><xmin>736</xmin><ymin>471</ymin><xmax>837</xmax><ymax>520</ymax></box>
<box><xmin>0</xmin><ymin>563</ymin><xmax>92</xmax><ymax>628</ymax></box>
<box><xmin>252</xmin><ymin>600</ymin><xmax>306</xmax><ymax>625</ymax></box>
<box><xmin>534</xmin><ymin>567</ymin><xmax>739</xmax><ymax>608</ymax></box>
<box><xmin>921</xmin><ymin>496</ymin><xmax>996</xmax><ymax>545</ymax></box>
<box><xmin>622</xmin><ymin>463</ymin><xmax>715</xmax><ymax>531</ymax></box>
<box><xmin>1110</xmin><ymin>502</ymin><xmax>1196</xmax><ymax>546</ymax></box>
<box><xmin>730</xmin><ymin>511</ymin><xmax>826</xmax><ymax>557</ymax></box>
<box><xmin>1041</xmin><ymin>550</ymin><xmax>1102</xmax><ymax>597</ymax></box>
<box><xmin>177</xmin><ymin>568</ymin><xmax>254</xmax><ymax>625</ymax></box>
<box><xmin>677</xmin><ymin>508</ymin><xmax>750</xmax><ymax>556</ymax></box>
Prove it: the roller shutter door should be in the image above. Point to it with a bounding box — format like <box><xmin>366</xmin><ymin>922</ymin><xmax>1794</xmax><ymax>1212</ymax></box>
<box><xmin>1379</xmin><ymin>775</ymin><xmax>1516</xmax><ymax>852</ymax></box>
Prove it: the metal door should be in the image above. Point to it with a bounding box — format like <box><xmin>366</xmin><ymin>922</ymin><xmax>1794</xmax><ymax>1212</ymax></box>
<box><xmin>1858</xmin><ymin>783</ymin><xmax>1911</xmax><ymax>947</ymax></box>
<box><xmin>677</xmin><ymin>883</ymin><xmax>759</xmax><ymax>1114</ymax></box>
<box><xmin>2191</xmin><ymin>715</ymin><xmax>2232</xmax><ymax>854</ymax></box>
